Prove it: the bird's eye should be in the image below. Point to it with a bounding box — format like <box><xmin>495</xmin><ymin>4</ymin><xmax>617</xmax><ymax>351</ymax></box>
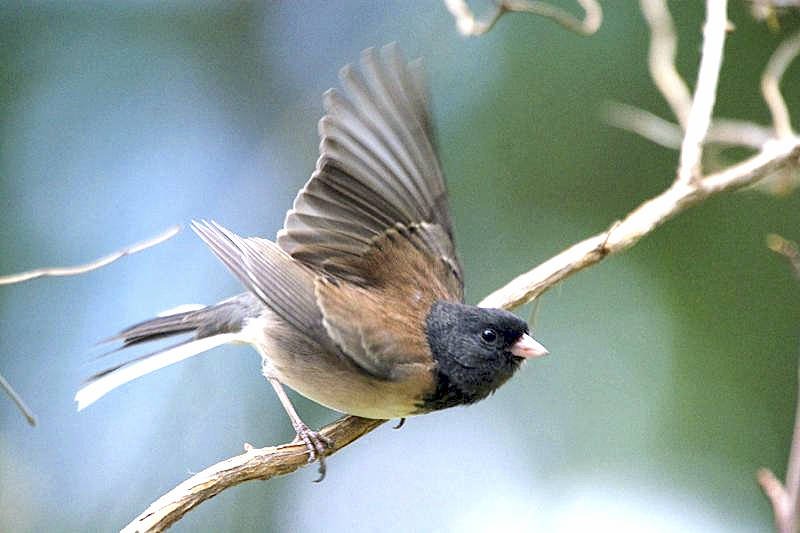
<box><xmin>481</xmin><ymin>328</ymin><xmax>497</xmax><ymax>343</ymax></box>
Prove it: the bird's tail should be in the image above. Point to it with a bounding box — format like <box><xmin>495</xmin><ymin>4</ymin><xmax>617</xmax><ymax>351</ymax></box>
<box><xmin>75</xmin><ymin>294</ymin><xmax>261</xmax><ymax>410</ymax></box>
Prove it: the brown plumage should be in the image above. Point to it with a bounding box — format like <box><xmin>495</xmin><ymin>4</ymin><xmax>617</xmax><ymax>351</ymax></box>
<box><xmin>76</xmin><ymin>44</ymin><xmax>548</xmax><ymax>480</ymax></box>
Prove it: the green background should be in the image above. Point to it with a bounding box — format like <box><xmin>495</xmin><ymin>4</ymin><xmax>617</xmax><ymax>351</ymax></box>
<box><xmin>1</xmin><ymin>2</ymin><xmax>799</xmax><ymax>531</ymax></box>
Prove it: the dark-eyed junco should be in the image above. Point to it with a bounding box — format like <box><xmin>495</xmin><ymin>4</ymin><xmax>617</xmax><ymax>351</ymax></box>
<box><xmin>76</xmin><ymin>43</ymin><xmax>547</xmax><ymax>478</ymax></box>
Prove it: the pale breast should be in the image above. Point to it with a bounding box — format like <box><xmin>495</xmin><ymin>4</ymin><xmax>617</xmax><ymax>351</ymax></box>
<box><xmin>239</xmin><ymin>309</ymin><xmax>435</xmax><ymax>419</ymax></box>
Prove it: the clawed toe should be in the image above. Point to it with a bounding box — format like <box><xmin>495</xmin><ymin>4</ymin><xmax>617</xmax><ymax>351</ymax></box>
<box><xmin>292</xmin><ymin>424</ymin><xmax>332</xmax><ymax>482</ymax></box>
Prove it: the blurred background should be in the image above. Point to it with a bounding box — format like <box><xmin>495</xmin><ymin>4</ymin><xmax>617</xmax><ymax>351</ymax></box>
<box><xmin>1</xmin><ymin>1</ymin><xmax>799</xmax><ymax>531</ymax></box>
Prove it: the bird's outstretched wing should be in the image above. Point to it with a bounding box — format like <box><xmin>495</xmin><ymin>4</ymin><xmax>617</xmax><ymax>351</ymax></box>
<box><xmin>277</xmin><ymin>43</ymin><xmax>462</xmax><ymax>298</ymax></box>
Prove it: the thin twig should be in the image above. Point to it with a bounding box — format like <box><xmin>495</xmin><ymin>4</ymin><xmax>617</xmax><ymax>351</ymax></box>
<box><xmin>708</xmin><ymin>118</ymin><xmax>776</xmax><ymax>148</ymax></box>
<box><xmin>757</xmin><ymin>361</ymin><xmax>800</xmax><ymax>533</ymax></box>
<box><xmin>762</xmin><ymin>28</ymin><xmax>800</xmax><ymax>139</ymax></box>
<box><xmin>640</xmin><ymin>0</ymin><xmax>693</xmax><ymax>127</ymax></box>
<box><xmin>443</xmin><ymin>0</ymin><xmax>601</xmax><ymax>36</ymax></box>
<box><xmin>604</xmin><ymin>102</ymin><xmax>774</xmax><ymax>149</ymax></box>
<box><xmin>764</xmin><ymin>237</ymin><xmax>800</xmax><ymax>533</ymax></box>
<box><xmin>1</xmin><ymin>226</ymin><xmax>180</xmax><ymax>425</ymax></box>
<box><xmin>603</xmin><ymin>102</ymin><xmax>685</xmax><ymax>148</ymax></box>
<box><xmin>758</xmin><ymin>467</ymin><xmax>791</xmax><ymax>532</ymax></box>
<box><xmin>676</xmin><ymin>0</ymin><xmax>729</xmax><ymax>185</ymax></box>
<box><xmin>0</xmin><ymin>225</ymin><xmax>181</xmax><ymax>285</ymax></box>
<box><xmin>0</xmin><ymin>371</ymin><xmax>36</xmax><ymax>426</ymax></box>
<box><xmin>786</xmin><ymin>362</ymin><xmax>800</xmax><ymax>530</ymax></box>
<box><xmin>479</xmin><ymin>138</ymin><xmax>800</xmax><ymax>310</ymax></box>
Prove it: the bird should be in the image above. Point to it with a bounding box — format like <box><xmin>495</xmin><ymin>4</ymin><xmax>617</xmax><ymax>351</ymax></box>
<box><xmin>75</xmin><ymin>43</ymin><xmax>548</xmax><ymax>480</ymax></box>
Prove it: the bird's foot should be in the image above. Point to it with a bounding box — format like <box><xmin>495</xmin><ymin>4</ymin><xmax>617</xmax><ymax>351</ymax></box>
<box><xmin>291</xmin><ymin>422</ymin><xmax>332</xmax><ymax>482</ymax></box>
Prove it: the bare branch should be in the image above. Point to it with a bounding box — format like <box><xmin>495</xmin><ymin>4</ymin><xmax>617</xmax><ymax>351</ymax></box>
<box><xmin>479</xmin><ymin>138</ymin><xmax>800</xmax><ymax>310</ymax></box>
<box><xmin>757</xmin><ymin>359</ymin><xmax>800</xmax><ymax>533</ymax></box>
<box><xmin>444</xmin><ymin>0</ymin><xmax>601</xmax><ymax>36</ymax></box>
<box><xmin>708</xmin><ymin>118</ymin><xmax>776</xmax><ymax>148</ymax></box>
<box><xmin>786</xmin><ymin>363</ymin><xmax>800</xmax><ymax>531</ymax></box>
<box><xmin>603</xmin><ymin>102</ymin><xmax>686</xmax><ymax>149</ymax></box>
<box><xmin>0</xmin><ymin>225</ymin><xmax>181</xmax><ymax>286</ymax></box>
<box><xmin>604</xmin><ymin>102</ymin><xmax>773</xmax><ymax>149</ymax></box>
<box><xmin>122</xmin><ymin>416</ymin><xmax>385</xmax><ymax>533</ymax></box>
<box><xmin>758</xmin><ymin>467</ymin><xmax>791</xmax><ymax>532</ymax></box>
<box><xmin>640</xmin><ymin>0</ymin><xmax>693</xmax><ymax>127</ymax></box>
<box><xmin>0</xmin><ymin>371</ymin><xmax>36</xmax><ymax>426</ymax></box>
<box><xmin>676</xmin><ymin>0</ymin><xmax>729</xmax><ymax>185</ymax></box>
<box><xmin>762</xmin><ymin>28</ymin><xmax>800</xmax><ymax>139</ymax></box>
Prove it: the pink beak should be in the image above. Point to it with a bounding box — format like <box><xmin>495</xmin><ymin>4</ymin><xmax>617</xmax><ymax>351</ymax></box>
<box><xmin>510</xmin><ymin>333</ymin><xmax>548</xmax><ymax>358</ymax></box>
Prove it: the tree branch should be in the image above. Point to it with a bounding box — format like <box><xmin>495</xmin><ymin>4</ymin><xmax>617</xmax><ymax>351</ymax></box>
<box><xmin>758</xmin><ymin>359</ymin><xmax>800</xmax><ymax>533</ymax></box>
<box><xmin>676</xmin><ymin>0</ymin><xmax>728</xmax><ymax>185</ymax></box>
<box><xmin>603</xmin><ymin>102</ymin><xmax>773</xmax><ymax>149</ymax></box>
<box><xmin>759</xmin><ymin>239</ymin><xmax>800</xmax><ymax>533</ymax></box>
<box><xmin>122</xmin><ymin>416</ymin><xmax>385</xmax><ymax>533</ymax></box>
<box><xmin>762</xmin><ymin>28</ymin><xmax>800</xmax><ymax>139</ymax></box>
<box><xmin>0</xmin><ymin>371</ymin><xmax>36</xmax><ymax>426</ymax></box>
<box><xmin>0</xmin><ymin>225</ymin><xmax>181</xmax><ymax>285</ymax></box>
<box><xmin>640</xmin><ymin>0</ymin><xmax>693</xmax><ymax>127</ymax></box>
<box><xmin>443</xmin><ymin>0</ymin><xmax>601</xmax><ymax>36</ymax></box>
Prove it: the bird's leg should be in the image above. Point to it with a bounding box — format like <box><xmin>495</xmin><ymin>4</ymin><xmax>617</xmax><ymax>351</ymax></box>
<box><xmin>267</xmin><ymin>377</ymin><xmax>331</xmax><ymax>481</ymax></box>
<box><xmin>393</xmin><ymin>418</ymin><xmax>406</xmax><ymax>429</ymax></box>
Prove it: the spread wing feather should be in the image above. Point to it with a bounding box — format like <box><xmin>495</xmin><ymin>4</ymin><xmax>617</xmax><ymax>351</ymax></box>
<box><xmin>277</xmin><ymin>43</ymin><xmax>461</xmax><ymax>288</ymax></box>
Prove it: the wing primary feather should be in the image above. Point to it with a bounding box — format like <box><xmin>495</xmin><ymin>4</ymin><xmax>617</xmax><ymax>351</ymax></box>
<box><xmin>277</xmin><ymin>45</ymin><xmax>462</xmax><ymax>287</ymax></box>
<box><xmin>359</xmin><ymin>47</ymin><xmax>434</xmax><ymax>209</ymax></box>
<box><xmin>321</xmin><ymin>90</ymin><xmax>423</xmax><ymax>220</ymax></box>
<box><xmin>335</xmin><ymin>64</ymin><xmax>428</xmax><ymax>218</ymax></box>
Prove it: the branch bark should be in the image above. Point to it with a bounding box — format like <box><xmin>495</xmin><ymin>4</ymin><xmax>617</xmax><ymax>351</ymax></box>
<box><xmin>122</xmin><ymin>417</ymin><xmax>385</xmax><ymax>533</ymax></box>
<box><xmin>0</xmin><ymin>225</ymin><xmax>181</xmax><ymax>285</ymax></box>
<box><xmin>676</xmin><ymin>0</ymin><xmax>728</xmax><ymax>185</ymax></box>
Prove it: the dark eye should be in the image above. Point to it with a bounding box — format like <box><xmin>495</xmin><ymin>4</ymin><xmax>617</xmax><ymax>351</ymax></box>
<box><xmin>481</xmin><ymin>328</ymin><xmax>497</xmax><ymax>343</ymax></box>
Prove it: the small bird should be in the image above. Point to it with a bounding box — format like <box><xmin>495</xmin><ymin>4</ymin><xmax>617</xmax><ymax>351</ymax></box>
<box><xmin>75</xmin><ymin>43</ymin><xmax>547</xmax><ymax>479</ymax></box>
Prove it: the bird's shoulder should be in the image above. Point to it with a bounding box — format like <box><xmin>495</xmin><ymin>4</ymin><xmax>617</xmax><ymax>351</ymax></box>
<box><xmin>314</xmin><ymin>223</ymin><xmax>462</xmax><ymax>379</ymax></box>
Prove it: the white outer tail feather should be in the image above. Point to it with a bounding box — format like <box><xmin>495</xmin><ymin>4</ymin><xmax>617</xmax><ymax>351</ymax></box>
<box><xmin>74</xmin><ymin>333</ymin><xmax>239</xmax><ymax>410</ymax></box>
